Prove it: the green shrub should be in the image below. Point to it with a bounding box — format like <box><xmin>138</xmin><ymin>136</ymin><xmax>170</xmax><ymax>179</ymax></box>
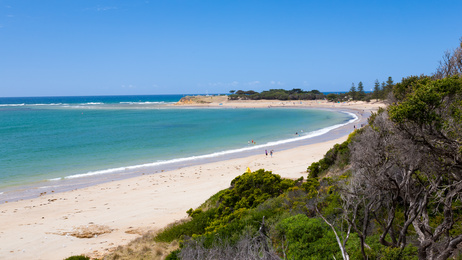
<box><xmin>307</xmin><ymin>131</ymin><xmax>359</xmax><ymax>178</ymax></box>
<box><xmin>307</xmin><ymin>161</ymin><xmax>321</xmax><ymax>178</ymax></box>
<box><xmin>64</xmin><ymin>256</ymin><xmax>90</xmax><ymax>260</ymax></box>
<box><xmin>301</xmin><ymin>177</ymin><xmax>320</xmax><ymax>198</ymax></box>
<box><xmin>165</xmin><ymin>249</ymin><xmax>181</xmax><ymax>260</ymax></box>
<box><xmin>217</xmin><ymin>169</ymin><xmax>295</xmax><ymax>215</ymax></box>
<box><xmin>380</xmin><ymin>246</ymin><xmax>418</xmax><ymax>260</ymax></box>
<box><xmin>154</xmin><ymin>208</ymin><xmax>217</xmax><ymax>242</ymax></box>
<box><xmin>156</xmin><ymin>170</ymin><xmax>296</xmax><ymax>244</ymax></box>
<box><xmin>275</xmin><ymin>215</ymin><xmax>338</xmax><ymax>259</ymax></box>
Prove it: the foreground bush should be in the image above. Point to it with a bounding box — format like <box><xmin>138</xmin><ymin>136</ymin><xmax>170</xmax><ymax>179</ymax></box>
<box><xmin>274</xmin><ymin>214</ymin><xmax>338</xmax><ymax>259</ymax></box>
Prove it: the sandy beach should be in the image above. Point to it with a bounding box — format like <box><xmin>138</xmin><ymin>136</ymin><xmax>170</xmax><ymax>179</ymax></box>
<box><xmin>175</xmin><ymin>95</ymin><xmax>384</xmax><ymax>110</ymax></box>
<box><xmin>0</xmin><ymin>99</ymin><xmax>385</xmax><ymax>259</ymax></box>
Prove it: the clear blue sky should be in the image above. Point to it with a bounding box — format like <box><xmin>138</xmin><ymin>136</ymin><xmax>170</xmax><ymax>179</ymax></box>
<box><xmin>1</xmin><ymin>0</ymin><xmax>461</xmax><ymax>97</ymax></box>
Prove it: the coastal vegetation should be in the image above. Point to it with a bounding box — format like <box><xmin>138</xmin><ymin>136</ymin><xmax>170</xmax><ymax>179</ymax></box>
<box><xmin>323</xmin><ymin>77</ymin><xmax>395</xmax><ymax>103</ymax></box>
<box><xmin>344</xmin><ymin>75</ymin><xmax>462</xmax><ymax>259</ymax></box>
<box><xmin>228</xmin><ymin>77</ymin><xmax>394</xmax><ymax>103</ymax></box>
<box><xmin>228</xmin><ymin>88</ymin><xmax>325</xmax><ymax>100</ymax></box>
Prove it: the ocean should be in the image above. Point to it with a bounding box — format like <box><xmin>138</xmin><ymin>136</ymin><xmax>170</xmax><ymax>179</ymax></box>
<box><xmin>0</xmin><ymin>95</ymin><xmax>355</xmax><ymax>202</ymax></box>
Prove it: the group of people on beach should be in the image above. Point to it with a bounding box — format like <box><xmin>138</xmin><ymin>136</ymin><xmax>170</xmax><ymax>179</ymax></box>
<box><xmin>247</xmin><ymin>140</ymin><xmax>274</xmax><ymax>157</ymax></box>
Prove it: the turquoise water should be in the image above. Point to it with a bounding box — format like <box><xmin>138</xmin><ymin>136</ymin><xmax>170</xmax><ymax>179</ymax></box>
<box><xmin>0</xmin><ymin>95</ymin><xmax>353</xmax><ymax>195</ymax></box>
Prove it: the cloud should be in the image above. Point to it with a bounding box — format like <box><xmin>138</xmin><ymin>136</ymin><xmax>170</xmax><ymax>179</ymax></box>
<box><xmin>97</xmin><ymin>6</ymin><xmax>117</xmax><ymax>11</ymax></box>
<box><xmin>86</xmin><ymin>6</ymin><xmax>118</xmax><ymax>12</ymax></box>
<box><xmin>121</xmin><ymin>84</ymin><xmax>136</xmax><ymax>89</ymax></box>
<box><xmin>246</xmin><ymin>81</ymin><xmax>260</xmax><ymax>86</ymax></box>
<box><xmin>200</xmin><ymin>80</ymin><xmax>262</xmax><ymax>88</ymax></box>
<box><xmin>270</xmin><ymin>81</ymin><xmax>284</xmax><ymax>85</ymax></box>
<box><xmin>206</xmin><ymin>81</ymin><xmax>240</xmax><ymax>87</ymax></box>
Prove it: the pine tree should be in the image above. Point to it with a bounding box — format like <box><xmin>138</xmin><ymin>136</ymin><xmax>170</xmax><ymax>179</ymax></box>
<box><xmin>384</xmin><ymin>76</ymin><xmax>394</xmax><ymax>97</ymax></box>
<box><xmin>381</xmin><ymin>82</ymin><xmax>386</xmax><ymax>99</ymax></box>
<box><xmin>349</xmin><ymin>83</ymin><xmax>357</xmax><ymax>100</ymax></box>
<box><xmin>373</xmin><ymin>79</ymin><xmax>381</xmax><ymax>100</ymax></box>
<box><xmin>357</xmin><ymin>81</ymin><xmax>365</xmax><ymax>100</ymax></box>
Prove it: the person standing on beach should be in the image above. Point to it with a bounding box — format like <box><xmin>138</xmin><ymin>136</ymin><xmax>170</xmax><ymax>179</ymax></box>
<box><xmin>265</xmin><ymin>150</ymin><xmax>268</xmax><ymax>156</ymax></box>
<box><xmin>270</xmin><ymin>150</ymin><xmax>273</xmax><ymax>157</ymax></box>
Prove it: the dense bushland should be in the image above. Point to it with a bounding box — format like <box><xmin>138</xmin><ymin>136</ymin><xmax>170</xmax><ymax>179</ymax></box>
<box><xmin>228</xmin><ymin>76</ymin><xmax>395</xmax><ymax>103</ymax></box>
<box><xmin>228</xmin><ymin>88</ymin><xmax>324</xmax><ymax>100</ymax></box>
<box><xmin>155</xmin><ymin>166</ymin><xmax>425</xmax><ymax>259</ymax></box>
<box><xmin>344</xmin><ymin>75</ymin><xmax>462</xmax><ymax>259</ymax></box>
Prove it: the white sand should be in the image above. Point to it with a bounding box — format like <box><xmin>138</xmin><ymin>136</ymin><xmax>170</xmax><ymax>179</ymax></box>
<box><xmin>0</xmin><ymin>100</ymin><xmax>385</xmax><ymax>259</ymax></box>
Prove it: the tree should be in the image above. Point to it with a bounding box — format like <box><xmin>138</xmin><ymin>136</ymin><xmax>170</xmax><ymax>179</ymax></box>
<box><xmin>349</xmin><ymin>83</ymin><xmax>357</xmax><ymax>100</ymax></box>
<box><xmin>434</xmin><ymin>37</ymin><xmax>462</xmax><ymax>79</ymax></box>
<box><xmin>373</xmin><ymin>79</ymin><xmax>381</xmax><ymax>100</ymax></box>
<box><xmin>386</xmin><ymin>76</ymin><xmax>394</xmax><ymax>87</ymax></box>
<box><xmin>348</xmin><ymin>111</ymin><xmax>420</xmax><ymax>252</ymax></box>
<box><xmin>316</xmin><ymin>207</ymin><xmax>351</xmax><ymax>260</ymax></box>
<box><xmin>227</xmin><ymin>89</ymin><xmax>325</xmax><ymax>101</ymax></box>
<box><xmin>346</xmin><ymin>76</ymin><xmax>462</xmax><ymax>259</ymax></box>
<box><xmin>229</xmin><ymin>90</ymin><xmax>236</xmax><ymax>94</ymax></box>
<box><xmin>381</xmin><ymin>82</ymin><xmax>386</xmax><ymax>99</ymax></box>
<box><xmin>382</xmin><ymin>76</ymin><xmax>394</xmax><ymax>98</ymax></box>
<box><xmin>326</xmin><ymin>93</ymin><xmax>338</xmax><ymax>102</ymax></box>
<box><xmin>357</xmin><ymin>81</ymin><xmax>365</xmax><ymax>100</ymax></box>
<box><xmin>289</xmin><ymin>88</ymin><xmax>303</xmax><ymax>94</ymax></box>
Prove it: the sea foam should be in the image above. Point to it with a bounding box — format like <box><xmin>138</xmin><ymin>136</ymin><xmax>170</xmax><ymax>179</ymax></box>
<box><xmin>0</xmin><ymin>103</ymin><xmax>25</xmax><ymax>107</ymax></box>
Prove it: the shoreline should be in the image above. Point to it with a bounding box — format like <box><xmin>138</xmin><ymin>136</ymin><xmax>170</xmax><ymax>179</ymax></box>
<box><xmin>0</xmin><ymin>104</ymin><xmax>359</xmax><ymax>204</ymax></box>
<box><xmin>0</xmin><ymin>100</ymin><xmax>385</xmax><ymax>259</ymax></box>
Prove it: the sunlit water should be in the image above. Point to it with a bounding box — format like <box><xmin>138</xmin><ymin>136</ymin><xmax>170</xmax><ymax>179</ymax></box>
<box><xmin>0</xmin><ymin>95</ymin><xmax>354</xmax><ymax>199</ymax></box>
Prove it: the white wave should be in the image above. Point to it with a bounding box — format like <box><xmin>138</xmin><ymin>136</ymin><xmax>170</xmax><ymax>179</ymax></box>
<box><xmin>61</xmin><ymin>105</ymin><xmax>104</xmax><ymax>109</ymax></box>
<box><xmin>119</xmin><ymin>101</ymin><xmax>165</xmax><ymax>105</ymax></box>
<box><xmin>82</xmin><ymin>102</ymin><xmax>104</xmax><ymax>105</ymax></box>
<box><xmin>62</xmin><ymin>111</ymin><xmax>358</xmax><ymax>180</ymax></box>
<box><xmin>38</xmin><ymin>185</ymin><xmax>59</xmax><ymax>189</ymax></box>
<box><xmin>0</xmin><ymin>103</ymin><xmax>25</xmax><ymax>107</ymax></box>
<box><xmin>0</xmin><ymin>103</ymin><xmax>69</xmax><ymax>107</ymax></box>
<box><xmin>47</xmin><ymin>177</ymin><xmax>63</xmax><ymax>181</ymax></box>
<box><xmin>31</xmin><ymin>103</ymin><xmax>65</xmax><ymax>106</ymax></box>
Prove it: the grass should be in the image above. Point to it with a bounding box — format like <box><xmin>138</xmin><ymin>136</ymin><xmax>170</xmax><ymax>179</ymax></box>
<box><xmin>101</xmin><ymin>231</ymin><xmax>179</xmax><ymax>260</ymax></box>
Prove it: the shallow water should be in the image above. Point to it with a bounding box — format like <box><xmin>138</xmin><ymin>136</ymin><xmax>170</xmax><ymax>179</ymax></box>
<box><xmin>0</xmin><ymin>95</ymin><xmax>355</xmax><ymax>202</ymax></box>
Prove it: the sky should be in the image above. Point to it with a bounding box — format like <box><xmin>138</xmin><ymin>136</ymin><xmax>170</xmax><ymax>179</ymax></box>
<box><xmin>1</xmin><ymin>1</ymin><xmax>461</xmax><ymax>97</ymax></box>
